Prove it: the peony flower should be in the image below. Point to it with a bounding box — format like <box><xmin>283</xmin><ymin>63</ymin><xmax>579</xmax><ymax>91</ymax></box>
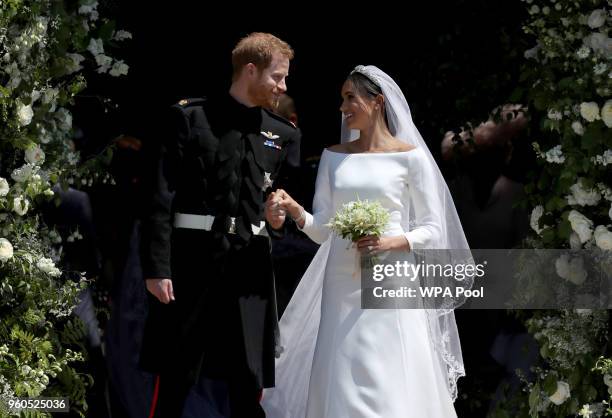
<box><xmin>568</xmin><ymin>210</ymin><xmax>593</xmax><ymax>243</ymax></box>
<box><xmin>109</xmin><ymin>60</ymin><xmax>129</xmax><ymax>77</ymax></box>
<box><xmin>549</xmin><ymin>381</ymin><xmax>571</xmax><ymax>405</ymax></box>
<box><xmin>567</xmin><ymin>179</ymin><xmax>601</xmax><ymax>206</ymax></box>
<box><xmin>0</xmin><ymin>178</ymin><xmax>8</xmax><ymax>197</ymax></box>
<box><xmin>571</xmin><ymin>121</ymin><xmax>585</xmax><ymax>135</ymax></box>
<box><xmin>16</xmin><ymin>100</ymin><xmax>34</xmax><ymax>127</ymax></box>
<box><xmin>555</xmin><ymin>254</ymin><xmax>587</xmax><ymax>285</ymax></box>
<box><xmin>0</xmin><ymin>238</ymin><xmax>14</xmax><ymax>263</ymax></box>
<box><xmin>25</xmin><ymin>144</ymin><xmax>45</xmax><ymax>165</ymax></box>
<box><xmin>594</xmin><ymin>226</ymin><xmax>612</xmax><ymax>251</ymax></box>
<box><xmin>601</xmin><ymin>100</ymin><xmax>612</xmax><ymax>128</ymax></box>
<box><xmin>580</xmin><ymin>102</ymin><xmax>601</xmax><ymax>122</ymax></box>
<box><xmin>12</xmin><ymin>196</ymin><xmax>29</xmax><ymax>216</ymax></box>
<box><xmin>36</xmin><ymin>257</ymin><xmax>61</xmax><ymax>277</ymax></box>
<box><xmin>587</xmin><ymin>9</ymin><xmax>607</xmax><ymax>29</ymax></box>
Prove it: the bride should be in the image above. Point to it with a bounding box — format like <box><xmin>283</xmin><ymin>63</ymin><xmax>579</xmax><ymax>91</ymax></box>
<box><xmin>261</xmin><ymin>65</ymin><xmax>471</xmax><ymax>418</ymax></box>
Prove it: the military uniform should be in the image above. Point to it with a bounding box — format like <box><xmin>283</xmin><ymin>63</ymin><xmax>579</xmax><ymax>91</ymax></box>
<box><xmin>140</xmin><ymin>94</ymin><xmax>300</xmax><ymax>417</ymax></box>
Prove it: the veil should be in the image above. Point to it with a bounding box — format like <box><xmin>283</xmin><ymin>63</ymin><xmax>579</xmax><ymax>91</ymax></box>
<box><xmin>262</xmin><ymin>65</ymin><xmax>472</xmax><ymax>418</ymax></box>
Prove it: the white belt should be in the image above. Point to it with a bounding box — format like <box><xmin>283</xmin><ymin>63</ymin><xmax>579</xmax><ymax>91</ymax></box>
<box><xmin>173</xmin><ymin>213</ymin><xmax>268</xmax><ymax>236</ymax></box>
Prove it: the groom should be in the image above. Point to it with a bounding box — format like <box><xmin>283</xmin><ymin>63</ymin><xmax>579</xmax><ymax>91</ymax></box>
<box><xmin>140</xmin><ymin>32</ymin><xmax>300</xmax><ymax>418</ymax></box>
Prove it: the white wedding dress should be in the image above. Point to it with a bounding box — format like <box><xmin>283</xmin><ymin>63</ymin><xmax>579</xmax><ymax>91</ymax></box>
<box><xmin>262</xmin><ymin>148</ymin><xmax>459</xmax><ymax>418</ymax></box>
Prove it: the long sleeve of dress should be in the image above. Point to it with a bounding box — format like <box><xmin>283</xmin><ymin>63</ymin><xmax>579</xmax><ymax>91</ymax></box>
<box><xmin>299</xmin><ymin>151</ymin><xmax>332</xmax><ymax>244</ymax></box>
<box><xmin>404</xmin><ymin>152</ymin><xmax>444</xmax><ymax>250</ymax></box>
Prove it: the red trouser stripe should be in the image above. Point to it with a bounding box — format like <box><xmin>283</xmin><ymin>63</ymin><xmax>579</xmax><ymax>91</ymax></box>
<box><xmin>148</xmin><ymin>375</ymin><xmax>161</xmax><ymax>418</ymax></box>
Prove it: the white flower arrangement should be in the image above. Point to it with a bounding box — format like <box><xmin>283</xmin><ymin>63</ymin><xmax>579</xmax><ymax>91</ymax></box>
<box><xmin>326</xmin><ymin>198</ymin><xmax>391</xmax><ymax>242</ymax></box>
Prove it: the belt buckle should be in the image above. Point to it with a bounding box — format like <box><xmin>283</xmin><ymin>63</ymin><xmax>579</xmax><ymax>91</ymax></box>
<box><xmin>228</xmin><ymin>217</ymin><xmax>236</xmax><ymax>234</ymax></box>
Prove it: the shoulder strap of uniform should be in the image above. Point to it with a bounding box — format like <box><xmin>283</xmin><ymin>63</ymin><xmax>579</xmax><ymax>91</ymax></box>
<box><xmin>262</xmin><ymin>107</ymin><xmax>298</xmax><ymax>130</ymax></box>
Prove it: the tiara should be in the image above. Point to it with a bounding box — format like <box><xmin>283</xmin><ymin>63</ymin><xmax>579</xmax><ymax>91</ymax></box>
<box><xmin>350</xmin><ymin>65</ymin><xmax>383</xmax><ymax>87</ymax></box>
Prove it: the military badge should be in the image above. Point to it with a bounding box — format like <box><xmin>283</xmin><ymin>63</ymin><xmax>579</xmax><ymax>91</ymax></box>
<box><xmin>263</xmin><ymin>172</ymin><xmax>273</xmax><ymax>191</ymax></box>
<box><xmin>261</xmin><ymin>131</ymin><xmax>280</xmax><ymax>140</ymax></box>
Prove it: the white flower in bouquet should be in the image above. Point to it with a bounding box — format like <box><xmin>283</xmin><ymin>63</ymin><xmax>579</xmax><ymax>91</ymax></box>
<box><xmin>78</xmin><ymin>1</ymin><xmax>99</xmax><ymax>20</ymax></box>
<box><xmin>12</xmin><ymin>196</ymin><xmax>29</xmax><ymax>216</ymax></box>
<box><xmin>549</xmin><ymin>381</ymin><xmax>571</xmax><ymax>405</ymax></box>
<box><xmin>16</xmin><ymin>100</ymin><xmax>34</xmax><ymax>127</ymax></box>
<box><xmin>587</xmin><ymin>9</ymin><xmax>607</xmax><ymax>28</ymax></box>
<box><xmin>604</xmin><ymin>374</ymin><xmax>612</xmax><ymax>388</ymax></box>
<box><xmin>109</xmin><ymin>60</ymin><xmax>129</xmax><ymax>77</ymax></box>
<box><xmin>25</xmin><ymin>144</ymin><xmax>45</xmax><ymax>165</ymax></box>
<box><xmin>555</xmin><ymin>254</ymin><xmax>587</xmax><ymax>285</ymax></box>
<box><xmin>42</xmin><ymin>87</ymin><xmax>58</xmax><ymax>107</ymax></box>
<box><xmin>601</xmin><ymin>100</ymin><xmax>612</xmax><ymax>128</ymax></box>
<box><xmin>609</xmin><ymin>203</ymin><xmax>612</xmax><ymax>221</ymax></box>
<box><xmin>594</xmin><ymin>226</ymin><xmax>612</xmax><ymax>251</ymax></box>
<box><xmin>592</xmin><ymin>150</ymin><xmax>612</xmax><ymax>166</ymax></box>
<box><xmin>567</xmin><ymin>179</ymin><xmax>601</xmax><ymax>206</ymax></box>
<box><xmin>326</xmin><ymin>198</ymin><xmax>390</xmax><ymax>242</ymax></box>
<box><xmin>36</xmin><ymin>257</ymin><xmax>61</xmax><ymax>277</ymax></box>
<box><xmin>594</xmin><ymin>63</ymin><xmax>608</xmax><ymax>76</ymax></box>
<box><xmin>0</xmin><ymin>238</ymin><xmax>14</xmax><ymax>263</ymax></box>
<box><xmin>572</xmin><ymin>121</ymin><xmax>585</xmax><ymax>135</ymax></box>
<box><xmin>580</xmin><ymin>102</ymin><xmax>601</xmax><ymax>122</ymax></box>
<box><xmin>530</xmin><ymin>205</ymin><xmax>546</xmax><ymax>234</ymax></box>
<box><xmin>0</xmin><ymin>178</ymin><xmax>9</xmax><ymax>197</ymax></box>
<box><xmin>87</xmin><ymin>38</ymin><xmax>104</xmax><ymax>56</ymax></box>
<box><xmin>569</xmin><ymin>210</ymin><xmax>593</xmax><ymax>243</ymax></box>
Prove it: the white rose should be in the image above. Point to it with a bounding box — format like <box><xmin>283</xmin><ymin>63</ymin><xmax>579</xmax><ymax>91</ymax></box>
<box><xmin>571</xmin><ymin>121</ymin><xmax>585</xmax><ymax>135</ymax></box>
<box><xmin>587</xmin><ymin>9</ymin><xmax>607</xmax><ymax>28</ymax></box>
<box><xmin>86</xmin><ymin>38</ymin><xmax>104</xmax><ymax>56</ymax></box>
<box><xmin>16</xmin><ymin>100</ymin><xmax>34</xmax><ymax>127</ymax></box>
<box><xmin>549</xmin><ymin>381</ymin><xmax>571</xmax><ymax>405</ymax></box>
<box><xmin>36</xmin><ymin>257</ymin><xmax>61</xmax><ymax>277</ymax></box>
<box><xmin>109</xmin><ymin>60</ymin><xmax>129</xmax><ymax>77</ymax></box>
<box><xmin>555</xmin><ymin>254</ymin><xmax>588</xmax><ymax>285</ymax></box>
<box><xmin>0</xmin><ymin>238</ymin><xmax>14</xmax><ymax>263</ymax></box>
<box><xmin>568</xmin><ymin>210</ymin><xmax>593</xmax><ymax>243</ymax></box>
<box><xmin>594</xmin><ymin>226</ymin><xmax>612</xmax><ymax>251</ymax></box>
<box><xmin>12</xmin><ymin>196</ymin><xmax>29</xmax><ymax>216</ymax></box>
<box><xmin>530</xmin><ymin>205</ymin><xmax>545</xmax><ymax>234</ymax></box>
<box><xmin>604</xmin><ymin>374</ymin><xmax>612</xmax><ymax>388</ymax></box>
<box><xmin>580</xmin><ymin>102</ymin><xmax>601</xmax><ymax>122</ymax></box>
<box><xmin>0</xmin><ymin>178</ymin><xmax>9</xmax><ymax>197</ymax></box>
<box><xmin>601</xmin><ymin>100</ymin><xmax>612</xmax><ymax>128</ymax></box>
<box><xmin>570</xmin><ymin>232</ymin><xmax>583</xmax><ymax>249</ymax></box>
<box><xmin>25</xmin><ymin>144</ymin><xmax>45</xmax><ymax>165</ymax></box>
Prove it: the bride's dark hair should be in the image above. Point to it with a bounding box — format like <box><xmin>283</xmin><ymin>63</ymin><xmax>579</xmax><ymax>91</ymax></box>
<box><xmin>346</xmin><ymin>72</ymin><xmax>389</xmax><ymax>128</ymax></box>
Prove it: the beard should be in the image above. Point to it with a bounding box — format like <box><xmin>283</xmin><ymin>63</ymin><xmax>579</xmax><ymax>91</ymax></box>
<box><xmin>248</xmin><ymin>82</ymin><xmax>279</xmax><ymax>110</ymax></box>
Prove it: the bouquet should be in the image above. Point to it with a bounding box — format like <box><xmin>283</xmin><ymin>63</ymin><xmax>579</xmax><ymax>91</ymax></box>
<box><xmin>326</xmin><ymin>198</ymin><xmax>390</xmax><ymax>273</ymax></box>
<box><xmin>326</xmin><ymin>198</ymin><xmax>391</xmax><ymax>241</ymax></box>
